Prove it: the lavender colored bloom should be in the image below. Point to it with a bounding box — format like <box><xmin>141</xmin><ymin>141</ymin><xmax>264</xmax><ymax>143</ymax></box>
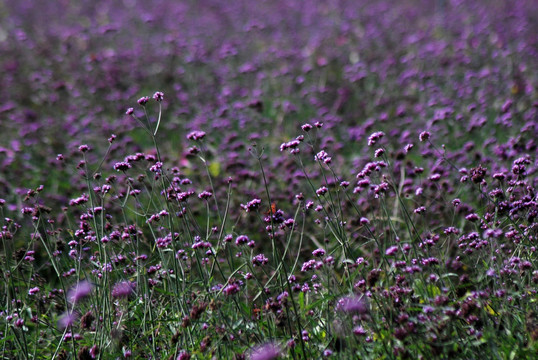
<box><xmin>337</xmin><ymin>295</ymin><xmax>368</xmax><ymax>314</ymax></box>
<box><xmin>240</xmin><ymin>198</ymin><xmax>262</xmax><ymax>212</ymax></box>
<box><xmin>493</xmin><ymin>172</ymin><xmax>506</xmax><ymax>181</ymax></box>
<box><xmin>250</xmin><ymin>342</ymin><xmax>281</xmax><ymax>360</ymax></box>
<box><xmin>367</xmin><ymin>131</ymin><xmax>384</xmax><ymax>146</ymax></box>
<box><xmin>465</xmin><ymin>213</ymin><xmax>479</xmax><ymax>222</ymax></box>
<box><xmin>113</xmin><ymin>161</ymin><xmax>132</xmax><ymax>171</ymax></box>
<box><xmin>235</xmin><ymin>235</ymin><xmax>249</xmax><ymax>245</ymax></box>
<box><xmin>419</xmin><ymin>131</ymin><xmax>430</xmax><ymax>142</ymax></box>
<box><xmin>223</xmin><ymin>283</ymin><xmax>241</xmax><ymax>296</ymax></box>
<box><xmin>137</xmin><ymin>96</ymin><xmax>150</xmax><ymax>106</ymax></box>
<box><xmin>28</xmin><ymin>287</ymin><xmax>40</xmax><ymax>295</ymax></box>
<box><xmin>312</xmin><ymin>248</ymin><xmax>326</xmax><ymax>257</ymax></box>
<box><xmin>111</xmin><ymin>281</ymin><xmax>135</xmax><ymax>298</ymax></box>
<box><xmin>301</xmin><ymin>259</ymin><xmax>317</xmax><ymax>272</ymax></box>
<box><xmin>252</xmin><ymin>254</ymin><xmax>269</xmax><ymax>266</ymax></box>
<box><xmin>176</xmin><ymin>351</ymin><xmax>190</xmax><ymax>360</ymax></box>
<box><xmin>414</xmin><ymin>206</ymin><xmax>427</xmax><ymax>214</ymax></box>
<box><xmin>501</xmin><ymin>99</ymin><xmax>512</xmax><ymax>113</ymax></box>
<box><xmin>58</xmin><ymin>311</ymin><xmax>78</xmax><ymax>329</ymax></box>
<box><xmin>279</xmin><ymin>139</ymin><xmax>301</xmax><ymax>152</ymax></box>
<box><xmin>423</xmin><ymin>306</ymin><xmax>435</xmax><ymax>314</ymax></box>
<box><xmin>198</xmin><ymin>191</ymin><xmax>213</xmax><ymax>200</ymax></box>
<box><xmin>374</xmin><ymin>148</ymin><xmax>385</xmax><ymax>158</ymax></box>
<box><xmin>353</xmin><ymin>325</ymin><xmax>367</xmax><ymax>336</ymax></box>
<box><xmin>315</xmin><ymin>150</ymin><xmax>331</xmax><ymax>164</ymax></box>
<box><xmin>186</xmin><ymin>130</ymin><xmax>206</xmax><ymax>141</ymax></box>
<box><xmin>68</xmin><ymin>280</ymin><xmax>93</xmax><ymax>303</ymax></box>
<box><xmin>153</xmin><ymin>91</ymin><xmax>164</xmax><ymax>102</ymax></box>
<box><xmin>385</xmin><ymin>246</ymin><xmax>398</xmax><ymax>256</ymax></box>
<box><xmin>149</xmin><ymin>161</ymin><xmax>163</xmax><ymax>173</ymax></box>
<box><xmin>78</xmin><ymin>144</ymin><xmax>91</xmax><ymax>153</ymax></box>
<box><xmin>90</xmin><ymin>345</ymin><xmax>99</xmax><ymax>358</ymax></box>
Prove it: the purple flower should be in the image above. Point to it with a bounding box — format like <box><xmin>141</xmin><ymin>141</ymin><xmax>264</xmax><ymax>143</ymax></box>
<box><xmin>78</xmin><ymin>144</ymin><xmax>91</xmax><ymax>153</ymax></box>
<box><xmin>353</xmin><ymin>325</ymin><xmax>367</xmax><ymax>336</ymax></box>
<box><xmin>314</xmin><ymin>150</ymin><xmax>331</xmax><ymax>164</ymax></box>
<box><xmin>149</xmin><ymin>161</ymin><xmax>163</xmax><ymax>173</ymax></box>
<box><xmin>235</xmin><ymin>235</ymin><xmax>249</xmax><ymax>245</ymax></box>
<box><xmin>312</xmin><ymin>248</ymin><xmax>326</xmax><ymax>257</ymax></box>
<box><xmin>111</xmin><ymin>281</ymin><xmax>135</xmax><ymax>298</ymax></box>
<box><xmin>374</xmin><ymin>148</ymin><xmax>385</xmax><ymax>158</ymax></box>
<box><xmin>198</xmin><ymin>191</ymin><xmax>213</xmax><ymax>200</ymax></box>
<box><xmin>176</xmin><ymin>351</ymin><xmax>190</xmax><ymax>360</ymax></box>
<box><xmin>367</xmin><ymin>131</ymin><xmax>384</xmax><ymax>146</ymax></box>
<box><xmin>501</xmin><ymin>99</ymin><xmax>512</xmax><ymax>113</ymax></box>
<box><xmin>337</xmin><ymin>295</ymin><xmax>368</xmax><ymax>314</ymax></box>
<box><xmin>186</xmin><ymin>130</ymin><xmax>206</xmax><ymax>141</ymax></box>
<box><xmin>301</xmin><ymin>259</ymin><xmax>318</xmax><ymax>272</ymax></box>
<box><xmin>28</xmin><ymin>287</ymin><xmax>40</xmax><ymax>295</ymax></box>
<box><xmin>465</xmin><ymin>213</ymin><xmax>479</xmax><ymax>222</ymax></box>
<box><xmin>252</xmin><ymin>254</ymin><xmax>269</xmax><ymax>267</ymax></box>
<box><xmin>223</xmin><ymin>283</ymin><xmax>240</xmax><ymax>296</ymax></box>
<box><xmin>414</xmin><ymin>206</ymin><xmax>427</xmax><ymax>214</ymax></box>
<box><xmin>419</xmin><ymin>131</ymin><xmax>430</xmax><ymax>142</ymax></box>
<box><xmin>240</xmin><ymin>198</ymin><xmax>262</xmax><ymax>212</ymax></box>
<box><xmin>113</xmin><ymin>161</ymin><xmax>132</xmax><ymax>171</ymax></box>
<box><xmin>153</xmin><ymin>91</ymin><xmax>164</xmax><ymax>102</ymax></box>
<box><xmin>385</xmin><ymin>246</ymin><xmax>398</xmax><ymax>256</ymax></box>
<box><xmin>279</xmin><ymin>139</ymin><xmax>301</xmax><ymax>152</ymax></box>
<box><xmin>58</xmin><ymin>311</ymin><xmax>78</xmax><ymax>329</ymax></box>
<box><xmin>90</xmin><ymin>345</ymin><xmax>99</xmax><ymax>358</ymax></box>
<box><xmin>137</xmin><ymin>96</ymin><xmax>150</xmax><ymax>106</ymax></box>
<box><xmin>68</xmin><ymin>280</ymin><xmax>93</xmax><ymax>303</ymax></box>
<box><xmin>423</xmin><ymin>305</ymin><xmax>435</xmax><ymax>314</ymax></box>
<box><xmin>250</xmin><ymin>342</ymin><xmax>281</xmax><ymax>360</ymax></box>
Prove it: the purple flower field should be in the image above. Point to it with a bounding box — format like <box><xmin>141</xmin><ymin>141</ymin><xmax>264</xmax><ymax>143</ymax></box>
<box><xmin>0</xmin><ymin>0</ymin><xmax>537</xmax><ymax>358</ymax></box>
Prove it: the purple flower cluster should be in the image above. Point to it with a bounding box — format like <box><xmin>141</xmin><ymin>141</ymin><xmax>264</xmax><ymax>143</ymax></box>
<box><xmin>1</xmin><ymin>0</ymin><xmax>537</xmax><ymax>358</ymax></box>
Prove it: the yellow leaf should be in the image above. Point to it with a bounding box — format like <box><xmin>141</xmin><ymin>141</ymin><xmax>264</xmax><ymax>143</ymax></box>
<box><xmin>428</xmin><ymin>285</ymin><xmax>441</xmax><ymax>297</ymax></box>
<box><xmin>209</xmin><ymin>162</ymin><xmax>220</xmax><ymax>177</ymax></box>
<box><xmin>485</xmin><ymin>304</ymin><xmax>498</xmax><ymax>316</ymax></box>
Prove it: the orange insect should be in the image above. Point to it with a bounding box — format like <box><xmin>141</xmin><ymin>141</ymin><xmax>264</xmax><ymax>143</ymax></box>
<box><xmin>252</xmin><ymin>307</ymin><xmax>261</xmax><ymax>320</ymax></box>
<box><xmin>265</xmin><ymin>203</ymin><xmax>278</xmax><ymax>215</ymax></box>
